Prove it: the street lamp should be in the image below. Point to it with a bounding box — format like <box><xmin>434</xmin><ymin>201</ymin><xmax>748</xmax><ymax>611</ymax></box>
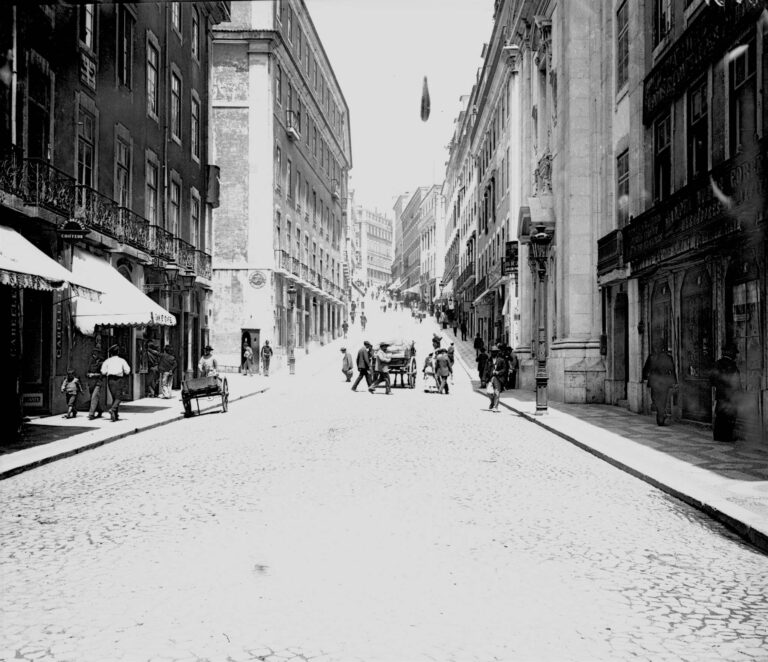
<box><xmin>287</xmin><ymin>284</ymin><xmax>297</xmax><ymax>375</ymax></box>
<box><xmin>528</xmin><ymin>224</ymin><xmax>553</xmax><ymax>415</ymax></box>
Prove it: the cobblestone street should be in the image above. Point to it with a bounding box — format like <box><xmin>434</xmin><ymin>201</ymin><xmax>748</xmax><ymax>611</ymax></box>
<box><xmin>2</xmin><ymin>314</ymin><xmax>768</xmax><ymax>662</ymax></box>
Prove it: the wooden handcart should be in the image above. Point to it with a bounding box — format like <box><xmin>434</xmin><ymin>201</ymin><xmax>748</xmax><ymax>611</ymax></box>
<box><xmin>181</xmin><ymin>375</ymin><xmax>229</xmax><ymax>417</ymax></box>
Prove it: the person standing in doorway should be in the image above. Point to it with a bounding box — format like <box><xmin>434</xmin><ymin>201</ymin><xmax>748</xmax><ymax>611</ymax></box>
<box><xmin>473</xmin><ymin>333</ymin><xmax>484</xmax><ymax>358</ymax></box>
<box><xmin>351</xmin><ymin>341</ymin><xmax>373</xmax><ymax>391</ymax></box>
<box><xmin>86</xmin><ymin>348</ymin><xmax>104</xmax><ymax>419</ymax></box>
<box><xmin>460</xmin><ymin>319</ymin><xmax>467</xmax><ymax>341</ymax></box>
<box><xmin>241</xmin><ymin>341</ymin><xmax>254</xmax><ymax>376</ymax></box>
<box><xmin>101</xmin><ymin>344</ymin><xmax>131</xmax><ymax>421</ymax></box>
<box><xmin>369</xmin><ymin>342</ymin><xmax>392</xmax><ymax>394</ymax></box>
<box><xmin>710</xmin><ymin>342</ymin><xmax>741</xmax><ymax>441</ymax></box>
<box><xmin>145</xmin><ymin>340</ymin><xmax>160</xmax><ymax>397</ymax></box>
<box><xmin>158</xmin><ymin>345</ymin><xmax>177</xmax><ymax>399</ymax></box>
<box><xmin>642</xmin><ymin>343</ymin><xmax>678</xmax><ymax>426</ymax></box>
<box><xmin>261</xmin><ymin>340</ymin><xmax>273</xmax><ymax>376</ymax></box>
<box><xmin>506</xmin><ymin>350</ymin><xmax>519</xmax><ymax>390</ymax></box>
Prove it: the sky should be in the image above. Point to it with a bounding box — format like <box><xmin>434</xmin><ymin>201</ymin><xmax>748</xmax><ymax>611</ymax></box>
<box><xmin>307</xmin><ymin>0</ymin><xmax>494</xmax><ymax>216</ymax></box>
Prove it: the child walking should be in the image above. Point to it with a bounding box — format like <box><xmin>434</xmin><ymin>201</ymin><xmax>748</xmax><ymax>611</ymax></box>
<box><xmin>61</xmin><ymin>369</ymin><xmax>83</xmax><ymax>418</ymax></box>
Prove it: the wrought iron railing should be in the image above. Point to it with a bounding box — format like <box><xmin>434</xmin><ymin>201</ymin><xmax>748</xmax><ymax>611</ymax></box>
<box><xmin>280</xmin><ymin>250</ymin><xmax>291</xmax><ymax>271</ymax></box>
<box><xmin>456</xmin><ymin>263</ymin><xmax>475</xmax><ymax>290</ymax></box>
<box><xmin>176</xmin><ymin>238</ymin><xmax>196</xmax><ymax>274</ymax></box>
<box><xmin>0</xmin><ymin>143</ymin><xmax>25</xmax><ymax>197</ymax></box>
<box><xmin>149</xmin><ymin>225</ymin><xmax>175</xmax><ymax>261</ymax></box>
<box><xmin>474</xmin><ymin>275</ymin><xmax>487</xmax><ymax>300</ymax></box>
<box><xmin>75</xmin><ymin>185</ymin><xmax>121</xmax><ymax>238</ymax></box>
<box><xmin>196</xmin><ymin>250</ymin><xmax>212</xmax><ymax>280</ymax></box>
<box><xmin>301</xmin><ymin>263</ymin><xmax>309</xmax><ymax>281</ymax></box>
<box><xmin>118</xmin><ymin>207</ymin><xmax>150</xmax><ymax>251</ymax></box>
<box><xmin>291</xmin><ymin>257</ymin><xmax>301</xmax><ymax>276</ymax></box>
<box><xmin>25</xmin><ymin>158</ymin><xmax>78</xmax><ymax>217</ymax></box>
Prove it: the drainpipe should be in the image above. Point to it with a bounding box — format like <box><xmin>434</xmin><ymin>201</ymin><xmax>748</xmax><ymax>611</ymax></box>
<box><xmin>11</xmin><ymin>5</ymin><xmax>17</xmax><ymax>145</ymax></box>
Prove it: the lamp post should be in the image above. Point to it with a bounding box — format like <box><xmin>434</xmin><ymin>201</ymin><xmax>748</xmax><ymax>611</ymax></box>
<box><xmin>528</xmin><ymin>224</ymin><xmax>553</xmax><ymax>415</ymax></box>
<box><xmin>287</xmin><ymin>284</ymin><xmax>297</xmax><ymax>375</ymax></box>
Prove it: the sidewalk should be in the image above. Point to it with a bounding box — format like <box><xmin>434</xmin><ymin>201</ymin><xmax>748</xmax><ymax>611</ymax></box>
<box><xmin>449</xmin><ymin>325</ymin><xmax>768</xmax><ymax>553</ymax></box>
<box><xmin>0</xmin><ymin>337</ymin><xmax>346</xmax><ymax>481</ymax></box>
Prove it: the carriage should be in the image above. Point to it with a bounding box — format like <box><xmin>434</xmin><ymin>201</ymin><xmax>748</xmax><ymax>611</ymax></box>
<box><xmin>381</xmin><ymin>339</ymin><xmax>418</xmax><ymax>388</ymax></box>
<box><xmin>181</xmin><ymin>375</ymin><xmax>229</xmax><ymax>416</ymax></box>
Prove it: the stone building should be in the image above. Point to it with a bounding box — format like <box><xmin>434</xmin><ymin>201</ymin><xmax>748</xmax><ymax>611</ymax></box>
<box><xmin>210</xmin><ymin>0</ymin><xmax>352</xmax><ymax>371</ymax></box>
<box><xmin>598</xmin><ymin>0</ymin><xmax>766</xmax><ymax>440</ymax></box>
<box><xmin>389</xmin><ymin>191</ymin><xmax>411</xmax><ymax>293</ymax></box>
<box><xmin>417</xmin><ymin>185</ymin><xmax>445</xmax><ymax>307</ymax></box>
<box><xmin>352</xmin><ymin>203</ymin><xmax>394</xmax><ymax>290</ymax></box>
<box><xmin>0</xmin><ymin>2</ymin><xmax>226</xmax><ymax>428</ymax></box>
<box><xmin>395</xmin><ymin>187</ymin><xmax>429</xmax><ymax>301</ymax></box>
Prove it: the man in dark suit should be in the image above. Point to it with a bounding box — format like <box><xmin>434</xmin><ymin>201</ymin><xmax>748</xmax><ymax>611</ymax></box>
<box><xmin>710</xmin><ymin>342</ymin><xmax>741</xmax><ymax>441</ymax></box>
<box><xmin>642</xmin><ymin>343</ymin><xmax>678</xmax><ymax>426</ymax></box>
<box><xmin>434</xmin><ymin>348</ymin><xmax>453</xmax><ymax>395</ymax></box>
<box><xmin>351</xmin><ymin>341</ymin><xmax>373</xmax><ymax>391</ymax></box>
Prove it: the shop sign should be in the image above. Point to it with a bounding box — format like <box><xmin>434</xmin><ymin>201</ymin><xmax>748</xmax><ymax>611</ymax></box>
<box><xmin>625</xmin><ymin>142</ymin><xmax>766</xmax><ymax>269</ymax></box>
<box><xmin>643</xmin><ymin>1</ymin><xmax>763</xmax><ymax>123</ymax></box>
<box><xmin>10</xmin><ymin>289</ymin><xmax>19</xmax><ymax>359</ymax></box>
<box><xmin>23</xmin><ymin>393</ymin><xmax>43</xmax><ymax>407</ymax></box>
<box><xmin>55</xmin><ymin>304</ymin><xmax>63</xmax><ymax>358</ymax></box>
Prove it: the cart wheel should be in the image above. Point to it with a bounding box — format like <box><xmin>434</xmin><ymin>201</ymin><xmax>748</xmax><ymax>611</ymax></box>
<box><xmin>221</xmin><ymin>378</ymin><xmax>229</xmax><ymax>412</ymax></box>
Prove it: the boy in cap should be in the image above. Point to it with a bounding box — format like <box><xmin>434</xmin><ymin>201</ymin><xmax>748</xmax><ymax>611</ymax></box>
<box><xmin>60</xmin><ymin>369</ymin><xmax>83</xmax><ymax>418</ymax></box>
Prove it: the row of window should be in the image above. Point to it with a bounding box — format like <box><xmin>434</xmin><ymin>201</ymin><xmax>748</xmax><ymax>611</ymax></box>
<box><xmin>274</xmin><ymin>213</ymin><xmax>343</xmax><ymax>285</ymax></box>
<box><xmin>275</xmin><ymin>0</ymin><xmax>345</xmax><ymax>139</ymax></box>
<box><xmin>275</xmin><ymin>64</ymin><xmax>343</xmax><ymax>186</ymax></box>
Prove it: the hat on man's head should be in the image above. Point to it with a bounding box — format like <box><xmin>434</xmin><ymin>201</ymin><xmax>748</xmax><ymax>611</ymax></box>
<box><xmin>363</xmin><ymin>340</ymin><xmax>372</xmax><ymax>347</ymax></box>
<box><xmin>380</xmin><ymin>342</ymin><xmax>390</xmax><ymax>348</ymax></box>
<box><xmin>490</xmin><ymin>344</ymin><xmax>499</xmax><ymax>352</ymax></box>
<box><xmin>340</xmin><ymin>347</ymin><xmax>346</xmax><ymax>352</ymax></box>
<box><xmin>204</xmin><ymin>345</ymin><xmax>214</xmax><ymax>352</ymax></box>
<box><xmin>164</xmin><ymin>345</ymin><xmax>173</xmax><ymax>353</ymax></box>
<box><xmin>108</xmin><ymin>344</ymin><xmax>119</xmax><ymax>354</ymax></box>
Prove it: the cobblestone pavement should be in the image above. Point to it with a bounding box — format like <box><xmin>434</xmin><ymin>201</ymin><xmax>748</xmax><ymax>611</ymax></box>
<box><xmin>1</xmin><ymin>310</ymin><xmax>768</xmax><ymax>662</ymax></box>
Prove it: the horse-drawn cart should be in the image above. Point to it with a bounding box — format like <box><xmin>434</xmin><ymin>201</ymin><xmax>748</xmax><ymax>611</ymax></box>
<box><xmin>382</xmin><ymin>340</ymin><xmax>418</xmax><ymax>388</ymax></box>
<box><xmin>181</xmin><ymin>375</ymin><xmax>229</xmax><ymax>416</ymax></box>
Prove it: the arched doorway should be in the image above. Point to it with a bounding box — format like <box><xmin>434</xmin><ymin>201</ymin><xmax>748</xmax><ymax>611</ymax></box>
<box><xmin>680</xmin><ymin>267</ymin><xmax>713</xmax><ymax>422</ymax></box>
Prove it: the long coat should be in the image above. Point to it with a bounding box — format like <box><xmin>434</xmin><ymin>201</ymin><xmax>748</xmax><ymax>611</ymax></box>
<box><xmin>356</xmin><ymin>347</ymin><xmax>371</xmax><ymax>370</ymax></box>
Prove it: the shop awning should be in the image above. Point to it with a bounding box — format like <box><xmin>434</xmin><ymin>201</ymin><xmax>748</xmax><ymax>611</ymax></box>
<box><xmin>0</xmin><ymin>225</ymin><xmax>101</xmax><ymax>300</ymax></box>
<box><xmin>403</xmin><ymin>284</ymin><xmax>421</xmax><ymax>295</ymax></box>
<box><xmin>71</xmin><ymin>248</ymin><xmax>176</xmax><ymax>336</ymax></box>
<box><xmin>387</xmin><ymin>278</ymin><xmax>403</xmax><ymax>291</ymax></box>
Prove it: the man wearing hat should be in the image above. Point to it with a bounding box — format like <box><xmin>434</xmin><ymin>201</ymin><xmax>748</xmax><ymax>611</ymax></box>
<box><xmin>100</xmin><ymin>344</ymin><xmax>131</xmax><ymax>421</ymax></box>
<box><xmin>198</xmin><ymin>345</ymin><xmax>218</xmax><ymax>377</ymax></box>
<box><xmin>351</xmin><ymin>341</ymin><xmax>373</xmax><ymax>391</ymax></box>
<box><xmin>710</xmin><ymin>342</ymin><xmax>741</xmax><ymax>441</ymax></box>
<box><xmin>85</xmin><ymin>347</ymin><xmax>105</xmax><ymax>419</ymax></box>
<box><xmin>368</xmin><ymin>342</ymin><xmax>393</xmax><ymax>394</ymax></box>
<box><xmin>157</xmin><ymin>345</ymin><xmax>178</xmax><ymax>399</ymax></box>
<box><xmin>340</xmin><ymin>346</ymin><xmax>353</xmax><ymax>382</ymax></box>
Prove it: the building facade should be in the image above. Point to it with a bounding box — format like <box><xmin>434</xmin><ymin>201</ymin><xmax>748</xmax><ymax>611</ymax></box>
<box><xmin>210</xmin><ymin>0</ymin><xmax>352</xmax><ymax>370</ymax></box>
<box><xmin>353</xmin><ymin>203</ymin><xmax>394</xmax><ymax>290</ymax></box>
<box><xmin>598</xmin><ymin>0</ymin><xmax>767</xmax><ymax>440</ymax></box>
<box><xmin>397</xmin><ymin>187</ymin><xmax>428</xmax><ymax>300</ymax></box>
<box><xmin>417</xmin><ymin>185</ymin><xmax>444</xmax><ymax>306</ymax></box>
<box><xmin>0</xmin><ymin>1</ymin><xmax>226</xmax><ymax>431</ymax></box>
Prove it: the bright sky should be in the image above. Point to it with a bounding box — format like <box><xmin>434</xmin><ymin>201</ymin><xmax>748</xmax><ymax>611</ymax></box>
<box><xmin>307</xmin><ymin>0</ymin><xmax>494</xmax><ymax>216</ymax></box>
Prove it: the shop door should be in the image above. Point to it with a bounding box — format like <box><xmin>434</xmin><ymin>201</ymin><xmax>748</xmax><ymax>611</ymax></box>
<box><xmin>680</xmin><ymin>268</ymin><xmax>713</xmax><ymax>422</ymax></box>
<box><xmin>241</xmin><ymin>329</ymin><xmax>260</xmax><ymax>373</ymax></box>
<box><xmin>613</xmin><ymin>292</ymin><xmax>629</xmax><ymax>401</ymax></box>
<box><xmin>20</xmin><ymin>290</ymin><xmax>52</xmax><ymax>413</ymax></box>
<box><xmin>727</xmin><ymin>275</ymin><xmax>762</xmax><ymax>440</ymax></box>
<box><xmin>650</xmin><ymin>281</ymin><xmax>672</xmax><ymax>355</ymax></box>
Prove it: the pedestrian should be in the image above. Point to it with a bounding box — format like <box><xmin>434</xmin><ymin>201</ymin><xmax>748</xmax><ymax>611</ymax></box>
<box><xmin>241</xmin><ymin>341</ymin><xmax>254</xmax><ymax>376</ymax></box>
<box><xmin>434</xmin><ymin>348</ymin><xmax>453</xmax><ymax>394</ymax></box>
<box><xmin>422</xmin><ymin>352</ymin><xmax>437</xmax><ymax>391</ymax></box>
<box><xmin>260</xmin><ymin>340</ymin><xmax>273</xmax><ymax>376</ymax></box>
<box><xmin>447</xmin><ymin>342</ymin><xmax>455</xmax><ymax>367</ymax></box>
<box><xmin>369</xmin><ymin>342</ymin><xmax>393</xmax><ymax>394</ymax></box>
<box><xmin>60</xmin><ymin>369</ymin><xmax>83</xmax><ymax>418</ymax></box>
<box><xmin>100</xmin><ymin>344</ymin><xmax>131</xmax><ymax>421</ymax></box>
<box><xmin>477</xmin><ymin>347</ymin><xmax>489</xmax><ymax>388</ymax></box>
<box><xmin>342</xmin><ymin>320</ymin><xmax>349</xmax><ymax>338</ymax></box>
<box><xmin>506</xmin><ymin>350</ymin><xmax>519</xmax><ymax>390</ymax></box>
<box><xmin>145</xmin><ymin>340</ymin><xmax>160</xmax><ymax>397</ymax></box>
<box><xmin>360</xmin><ymin>313</ymin><xmax>367</xmax><ymax>331</ymax></box>
<box><xmin>85</xmin><ymin>348</ymin><xmax>104</xmax><ymax>419</ymax></box>
<box><xmin>432</xmin><ymin>333</ymin><xmax>442</xmax><ymax>352</ymax></box>
<box><xmin>642</xmin><ymin>342</ymin><xmax>678</xmax><ymax>426</ymax></box>
<box><xmin>351</xmin><ymin>341</ymin><xmax>373</xmax><ymax>391</ymax></box>
<box><xmin>487</xmin><ymin>345</ymin><xmax>508</xmax><ymax>412</ymax></box>
<box><xmin>473</xmin><ymin>332</ymin><xmax>484</xmax><ymax>358</ymax></box>
<box><xmin>158</xmin><ymin>345</ymin><xmax>177</xmax><ymax>399</ymax></box>
<box><xmin>452</xmin><ymin>318</ymin><xmax>459</xmax><ymax>337</ymax></box>
<box><xmin>440</xmin><ymin>311</ymin><xmax>448</xmax><ymax>329</ymax></box>
<box><xmin>460</xmin><ymin>319</ymin><xmax>467</xmax><ymax>341</ymax></box>
<box><xmin>341</xmin><ymin>346</ymin><xmax>353</xmax><ymax>382</ymax></box>
<box><xmin>710</xmin><ymin>342</ymin><xmax>741</xmax><ymax>442</ymax></box>
<box><xmin>198</xmin><ymin>345</ymin><xmax>218</xmax><ymax>377</ymax></box>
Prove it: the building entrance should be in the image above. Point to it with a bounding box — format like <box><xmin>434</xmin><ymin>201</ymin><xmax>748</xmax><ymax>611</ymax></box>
<box><xmin>680</xmin><ymin>267</ymin><xmax>713</xmax><ymax>422</ymax></box>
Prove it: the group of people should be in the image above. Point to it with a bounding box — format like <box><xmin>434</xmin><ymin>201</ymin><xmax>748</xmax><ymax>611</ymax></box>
<box><xmin>60</xmin><ymin>344</ymin><xmax>132</xmax><ymax>422</ymax></box>
<box><xmin>422</xmin><ymin>335</ymin><xmax>454</xmax><ymax>394</ymax></box>
<box><xmin>241</xmin><ymin>340</ymin><xmax>273</xmax><ymax>376</ymax></box>
<box><xmin>341</xmin><ymin>312</ymin><xmax>367</xmax><ymax>338</ymax></box>
<box><xmin>475</xmin><ymin>341</ymin><xmax>519</xmax><ymax>412</ymax></box>
<box><xmin>341</xmin><ymin>340</ymin><xmax>398</xmax><ymax>394</ymax></box>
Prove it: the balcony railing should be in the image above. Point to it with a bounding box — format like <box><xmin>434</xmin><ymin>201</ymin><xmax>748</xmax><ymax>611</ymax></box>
<box><xmin>149</xmin><ymin>225</ymin><xmax>175</xmax><ymax>262</ymax></box>
<box><xmin>26</xmin><ymin>158</ymin><xmax>78</xmax><ymax>218</ymax></box>
<box><xmin>280</xmin><ymin>250</ymin><xmax>291</xmax><ymax>271</ymax></box>
<box><xmin>456</xmin><ymin>263</ymin><xmax>476</xmax><ymax>291</ymax></box>
<box><xmin>301</xmin><ymin>263</ymin><xmax>309</xmax><ymax>281</ymax></box>
<box><xmin>597</xmin><ymin>228</ymin><xmax>623</xmax><ymax>276</ymax></box>
<box><xmin>176</xmin><ymin>238</ymin><xmax>196</xmax><ymax>274</ymax></box>
<box><xmin>195</xmin><ymin>250</ymin><xmax>212</xmax><ymax>280</ymax></box>
<box><xmin>118</xmin><ymin>207</ymin><xmax>150</xmax><ymax>250</ymax></box>
<box><xmin>291</xmin><ymin>256</ymin><xmax>301</xmax><ymax>277</ymax></box>
<box><xmin>0</xmin><ymin>143</ymin><xmax>25</xmax><ymax>197</ymax></box>
<box><xmin>76</xmin><ymin>185</ymin><xmax>121</xmax><ymax>238</ymax></box>
<box><xmin>474</xmin><ymin>275</ymin><xmax>487</xmax><ymax>300</ymax></box>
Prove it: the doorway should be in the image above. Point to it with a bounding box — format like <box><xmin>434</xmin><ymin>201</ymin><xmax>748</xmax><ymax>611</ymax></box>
<box><xmin>680</xmin><ymin>267</ymin><xmax>713</xmax><ymax>422</ymax></box>
<box><xmin>241</xmin><ymin>329</ymin><xmax>260</xmax><ymax>374</ymax></box>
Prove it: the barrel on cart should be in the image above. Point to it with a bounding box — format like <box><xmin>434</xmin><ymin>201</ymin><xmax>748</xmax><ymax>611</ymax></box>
<box><xmin>181</xmin><ymin>375</ymin><xmax>229</xmax><ymax>416</ymax></box>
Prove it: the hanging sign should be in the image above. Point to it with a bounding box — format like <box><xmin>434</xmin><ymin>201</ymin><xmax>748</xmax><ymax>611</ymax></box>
<box><xmin>55</xmin><ymin>304</ymin><xmax>63</xmax><ymax>358</ymax></box>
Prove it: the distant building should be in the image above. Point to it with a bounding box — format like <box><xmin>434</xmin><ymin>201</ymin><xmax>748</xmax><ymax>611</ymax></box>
<box><xmin>352</xmin><ymin>204</ymin><xmax>394</xmax><ymax>290</ymax></box>
<box><xmin>0</xmin><ymin>2</ymin><xmax>228</xmax><ymax>427</ymax></box>
<box><xmin>417</xmin><ymin>185</ymin><xmax>444</xmax><ymax>306</ymax></box>
<box><xmin>210</xmin><ymin>0</ymin><xmax>352</xmax><ymax>370</ymax></box>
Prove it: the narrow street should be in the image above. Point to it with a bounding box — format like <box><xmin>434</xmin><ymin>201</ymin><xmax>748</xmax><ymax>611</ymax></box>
<box><xmin>1</xmin><ymin>309</ymin><xmax>767</xmax><ymax>662</ymax></box>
